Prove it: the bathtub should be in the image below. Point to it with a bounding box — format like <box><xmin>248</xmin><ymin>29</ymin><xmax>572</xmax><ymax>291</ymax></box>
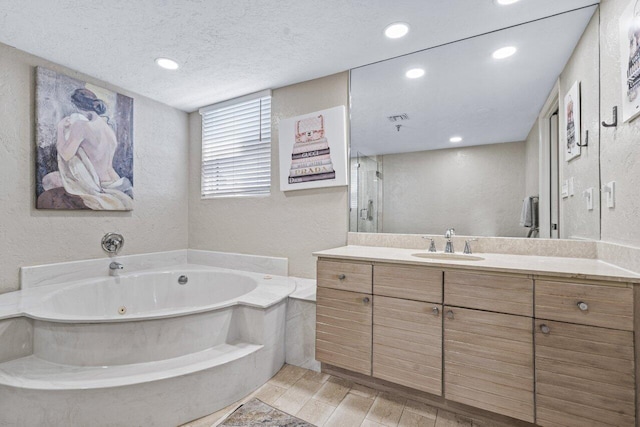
<box><xmin>0</xmin><ymin>264</ymin><xmax>296</xmax><ymax>426</ymax></box>
<box><xmin>26</xmin><ymin>265</ymin><xmax>288</xmax><ymax>322</ymax></box>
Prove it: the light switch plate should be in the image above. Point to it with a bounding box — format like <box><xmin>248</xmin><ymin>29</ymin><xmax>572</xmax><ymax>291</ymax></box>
<box><xmin>561</xmin><ymin>180</ymin><xmax>569</xmax><ymax>199</ymax></box>
<box><xmin>604</xmin><ymin>181</ymin><xmax>616</xmax><ymax>208</ymax></box>
<box><xmin>569</xmin><ymin>177</ymin><xmax>575</xmax><ymax>196</ymax></box>
<box><xmin>584</xmin><ymin>187</ymin><xmax>594</xmax><ymax>211</ymax></box>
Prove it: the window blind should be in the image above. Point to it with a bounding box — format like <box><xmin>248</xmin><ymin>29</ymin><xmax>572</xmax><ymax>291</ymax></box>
<box><xmin>200</xmin><ymin>92</ymin><xmax>271</xmax><ymax>198</ymax></box>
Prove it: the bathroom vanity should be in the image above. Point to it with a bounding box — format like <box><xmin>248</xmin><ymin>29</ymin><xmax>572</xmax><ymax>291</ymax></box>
<box><xmin>314</xmin><ymin>246</ymin><xmax>640</xmax><ymax>427</ymax></box>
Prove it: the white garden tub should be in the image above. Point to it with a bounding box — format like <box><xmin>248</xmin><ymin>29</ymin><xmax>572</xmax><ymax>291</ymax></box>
<box><xmin>25</xmin><ymin>265</ymin><xmax>288</xmax><ymax>322</ymax></box>
<box><xmin>0</xmin><ymin>264</ymin><xmax>296</xmax><ymax>427</ymax></box>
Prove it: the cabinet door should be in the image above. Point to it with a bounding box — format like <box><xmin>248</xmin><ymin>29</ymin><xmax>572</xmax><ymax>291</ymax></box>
<box><xmin>316</xmin><ymin>287</ymin><xmax>372</xmax><ymax>375</ymax></box>
<box><xmin>535</xmin><ymin>320</ymin><xmax>635</xmax><ymax>427</ymax></box>
<box><xmin>444</xmin><ymin>307</ymin><xmax>534</xmax><ymax>423</ymax></box>
<box><xmin>373</xmin><ymin>296</ymin><xmax>442</xmax><ymax>395</ymax></box>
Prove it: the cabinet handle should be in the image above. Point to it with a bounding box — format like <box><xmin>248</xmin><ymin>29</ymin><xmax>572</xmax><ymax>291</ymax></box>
<box><xmin>540</xmin><ymin>324</ymin><xmax>550</xmax><ymax>334</ymax></box>
<box><xmin>446</xmin><ymin>310</ymin><xmax>454</xmax><ymax>319</ymax></box>
<box><xmin>362</xmin><ymin>297</ymin><xmax>370</xmax><ymax>304</ymax></box>
<box><xmin>577</xmin><ymin>301</ymin><xmax>588</xmax><ymax>311</ymax></box>
<box><xmin>432</xmin><ymin>306</ymin><xmax>440</xmax><ymax>316</ymax></box>
<box><xmin>338</xmin><ymin>274</ymin><xmax>346</xmax><ymax>280</ymax></box>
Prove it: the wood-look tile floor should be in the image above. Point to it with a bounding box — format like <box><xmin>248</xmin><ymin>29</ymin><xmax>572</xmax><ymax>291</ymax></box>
<box><xmin>181</xmin><ymin>364</ymin><xmax>502</xmax><ymax>427</ymax></box>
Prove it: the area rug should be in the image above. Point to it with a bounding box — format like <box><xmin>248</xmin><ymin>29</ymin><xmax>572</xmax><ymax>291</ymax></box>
<box><xmin>218</xmin><ymin>398</ymin><xmax>315</xmax><ymax>427</ymax></box>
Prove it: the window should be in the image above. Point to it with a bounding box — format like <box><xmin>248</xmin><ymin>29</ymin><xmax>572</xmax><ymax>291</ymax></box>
<box><xmin>199</xmin><ymin>90</ymin><xmax>271</xmax><ymax>198</ymax></box>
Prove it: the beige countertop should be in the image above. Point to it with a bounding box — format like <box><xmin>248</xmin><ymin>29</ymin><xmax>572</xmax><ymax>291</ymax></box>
<box><xmin>313</xmin><ymin>246</ymin><xmax>640</xmax><ymax>284</ymax></box>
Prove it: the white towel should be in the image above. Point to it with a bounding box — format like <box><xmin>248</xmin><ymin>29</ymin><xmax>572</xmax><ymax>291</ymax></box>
<box><xmin>520</xmin><ymin>197</ymin><xmax>533</xmax><ymax>228</ymax></box>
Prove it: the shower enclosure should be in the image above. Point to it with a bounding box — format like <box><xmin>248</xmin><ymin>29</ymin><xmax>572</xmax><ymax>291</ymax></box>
<box><xmin>349</xmin><ymin>153</ymin><xmax>382</xmax><ymax>233</ymax></box>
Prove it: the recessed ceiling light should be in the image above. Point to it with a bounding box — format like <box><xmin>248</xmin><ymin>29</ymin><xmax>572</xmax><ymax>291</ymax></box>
<box><xmin>384</xmin><ymin>22</ymin><xmax>410</xmax><ymax>39</ymax></box>
<box><xmin>405</xmin><ymin>68</ymin><xmax>425</xmax><ymax>79</ymax></box>
<box><xmin>155</xmin><ymin>58</ymin><xmax>179</xmax><ymax>70</ymax></box>
<box><xmin>495</xmin><ymin>0</ymin><xmax>521</xmax><ymax>5</ymax></box>
<box><xmin>492</xmin><ymin>46</ymin><xmax>517</xmax><ymax>59</ymax></box>
<box><xmin>450</xmin><ymin>136</ymin><xmax>463</xmax><ymax>143</ymax></box>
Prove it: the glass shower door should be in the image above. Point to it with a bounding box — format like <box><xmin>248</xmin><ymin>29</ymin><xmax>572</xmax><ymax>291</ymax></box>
<box><xmin>353</xmin><ymin>153</ymin><xmax>381</xmax><ymax>233</ymax></box>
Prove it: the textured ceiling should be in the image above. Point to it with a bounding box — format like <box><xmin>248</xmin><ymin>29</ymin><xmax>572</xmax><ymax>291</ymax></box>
<box><xmin>0</xmin><ymin>0</ymin><xmax>598</xmax><ymax>112</ymax></box>
<box><xmin>350</xmin><ymin>6</ymin><xmax>598</xmax><ymax>156</ymax></box>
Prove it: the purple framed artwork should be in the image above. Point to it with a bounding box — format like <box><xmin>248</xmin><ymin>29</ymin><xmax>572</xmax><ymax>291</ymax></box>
<box><xmin>35</xmin><ymin>67</ymin><xmax>134</xmax><ymax>210</ymax></box>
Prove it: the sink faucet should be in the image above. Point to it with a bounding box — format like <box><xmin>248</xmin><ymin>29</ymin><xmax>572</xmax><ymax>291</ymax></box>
<box><xmin>422</xmin><ymin>237</ymin><xmax>437</xmax><ymax>252</ymax></box>
<box><xmin>464</xmin><ymin>238</ymin><xmax>478</xmax><ymax>255</ymax></box>
<box><xmin>109</xmin><ymin>261</ymin><xmax>124</xmax><ymax>271</ymax></box>
<box><xmin>444</xmin><ymin>228</ymin><xmax>455</xmax><ymax>253</ymax></box>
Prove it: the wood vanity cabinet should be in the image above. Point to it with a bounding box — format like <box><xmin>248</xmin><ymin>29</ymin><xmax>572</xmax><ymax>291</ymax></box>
<box><xmin>372</xmin><ymin>264</ymin><xmax>444</xmax><ymax>395</ymax></box>
<box><xmin>315</xmin><ymin>256</ymin><xmax>638</xmax><ymax>427</ymax></box>
<box><xmin>534</xmin><ymin>280</ymin><xmax>636</xmax><ymax>427</ymax></box>
<box><xmin>315</xmin><ymin>260</ymin><xmax>373</xmax><ymax>375</ymax></box>
<box><xmin>443</xmin><ymin>272</ymin><xmax>535</xmax><ymax>423</ymax></box>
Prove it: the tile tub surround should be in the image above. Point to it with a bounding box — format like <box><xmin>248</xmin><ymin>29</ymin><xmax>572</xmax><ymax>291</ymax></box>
<box><xmin>19</xmin><ymin>249</ymin><xmax>288</xmax><ymax>290</ymax></box>
<box><xmin>316</xmin><ymin>245</ymin><xmax>640</xmax><ymax>284</ymax></box>
<box><xmin>0</xmin><ymin>300</ymin><xmax>288</xmax><ymax>426</ymax></box>
<box><xmin>0</xmin><ymin>318</ymin><xmax>32</xmax><ymax>364</ymax></box>
<box><xmin>1</xmin><ymin>263</ymin><xmax>296</xmax><ymax>322</ymax></box>
<box><xmin>286</xmin><ymin>277</ymin><xmax>319</xmax><ymax>372</ymax></box>
<box><xmin>286</xmin><ymin>298</ymin><xmax>320</xmax><ymax>372</ymax></box>
<box><xmin>0</xmin><ymin>250</ymin><xmax>324</xmax><ymax>425</ymax></box>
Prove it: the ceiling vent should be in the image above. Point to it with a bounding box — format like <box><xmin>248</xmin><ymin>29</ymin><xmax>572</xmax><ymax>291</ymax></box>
<box><xmin>387</xmin><ymin>114</ymin><xmax>409</xmax><ymax>122</ymax></box>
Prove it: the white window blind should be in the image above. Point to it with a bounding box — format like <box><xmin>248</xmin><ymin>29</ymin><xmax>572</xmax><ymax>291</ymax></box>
<box><xmin>200</xmin><ymin>91</ymin><xmax>271</xmax><ymax>198</ymax></box>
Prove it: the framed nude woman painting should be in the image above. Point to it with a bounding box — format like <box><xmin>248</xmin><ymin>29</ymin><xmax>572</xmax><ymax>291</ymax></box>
<box><xmin>35</xmin><ymin>67</ymin><xmax>134</xmax><ymax>210</ymax></box>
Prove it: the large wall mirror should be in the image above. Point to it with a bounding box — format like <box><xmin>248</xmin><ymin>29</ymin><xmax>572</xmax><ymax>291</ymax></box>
<box><xmin>349</xmin><ymin>4</ymin><xmax>601</xmax><ymax>240</ymax></box>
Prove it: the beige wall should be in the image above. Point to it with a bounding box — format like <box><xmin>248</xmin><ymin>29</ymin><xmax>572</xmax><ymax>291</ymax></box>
<box><xmin>558</xmin><ymin>8</ymin><xmax>601</xmax><ymax>240</ymax></box>
<box><xmin>0</xmin><ymin>43</ymin><xmax>189</xmax><ymax>294</ymax></box>
<box><xmin>381</xmin><ymin>141</ymin><xmax>527</xmax><ymax>237</ymax></box>
<box><xmin>188</xmin><ymin>73</ymin><xmax>349</xmax><ymax>279</ymax></box>
<box><xmin>600</xmin><ymin>0</ymin><xmax>640</xmax><ymax>247</ymax></box>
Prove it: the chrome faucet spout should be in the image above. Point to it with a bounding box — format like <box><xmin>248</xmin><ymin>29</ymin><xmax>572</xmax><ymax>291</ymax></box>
<box><xmin>109</xmin><ymin>262</ymin><xmax>124</xmax><ymax>270</ymax></box>
<box><xmin>444</xmin><ymin>228</ymin><xmax>455</xmax><ymax>253</ymax></box>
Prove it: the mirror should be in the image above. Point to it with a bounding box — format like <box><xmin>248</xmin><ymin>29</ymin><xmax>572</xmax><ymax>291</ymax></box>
<box><xmin>349</xmin><ymin>6</ymin><xmax>601</xmax><ymax>239</ymax></box>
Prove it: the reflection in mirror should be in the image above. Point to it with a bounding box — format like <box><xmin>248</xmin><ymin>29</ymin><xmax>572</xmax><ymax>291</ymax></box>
<box><xmin>349</xmin><ymin>6</ymin><xmax>600</xmax><ymax>239</ymax></box>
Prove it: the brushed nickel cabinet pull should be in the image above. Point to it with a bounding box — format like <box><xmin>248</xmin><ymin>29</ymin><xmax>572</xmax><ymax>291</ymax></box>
<box><xmin>577</xmin><ymin>301</ymin><xmax>588</xmax><ymax>311</ymax></box>
<box><xmin>432</xmin><ymin>306</ymin><xmax>440</xmax><ymax>316</ymax></box>
<box><xmin>362</xmin><ymin>297</ymin><xmax>370</xmax><ymax>304</ymax></box>
<box><xmin>338</xmin><ymin>274</ymin><xmax>346</xmax><ymax>280</ymax></box>
<box><xmin>446</xmin><ymin>310</ymin><xmax>454</xmax><ymax>319</ymax></box>
<box><xmin>540</xmin><ymin>324</ymin><xmax>550</xmax><ymax>334</ymax></box>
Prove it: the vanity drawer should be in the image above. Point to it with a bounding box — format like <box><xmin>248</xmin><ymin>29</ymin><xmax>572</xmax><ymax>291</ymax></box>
<box><xmin>535</xmin><ymin>281</ymin><xmax>634</xmax><ymax>331</ymax></box>
<box><xmin>317</xmin><ymin>259</ymin><xmax>372</xmax><ymax>294</ymax></box>
<box><xmin>444</xmin><ymin>271</ymin><xmax>533</xmax><ymax>316</ymax></box>
<box><xmin>373</xmin><ymin>264</ymin><xmax>442</xmax><ymax>303</ymax></box>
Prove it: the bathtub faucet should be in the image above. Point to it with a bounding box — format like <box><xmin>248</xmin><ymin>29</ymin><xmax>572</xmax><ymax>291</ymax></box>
<box><xmin>109</xmin><ymin>262</ymin><xmax>124</xmax><ymax>271</ymax></box>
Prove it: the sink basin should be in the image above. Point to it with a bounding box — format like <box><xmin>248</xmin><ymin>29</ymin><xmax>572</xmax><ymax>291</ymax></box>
<box><xmin>411</xmin><ymin>252</ymin><xmax>485</xmax><ymax>261</ymax></box>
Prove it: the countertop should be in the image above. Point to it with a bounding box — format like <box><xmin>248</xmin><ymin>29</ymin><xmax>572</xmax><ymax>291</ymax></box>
<box><xmin>313</xmin><ymin>246</ymin><xmax>640</xmax><ymax>284</ymax></box>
